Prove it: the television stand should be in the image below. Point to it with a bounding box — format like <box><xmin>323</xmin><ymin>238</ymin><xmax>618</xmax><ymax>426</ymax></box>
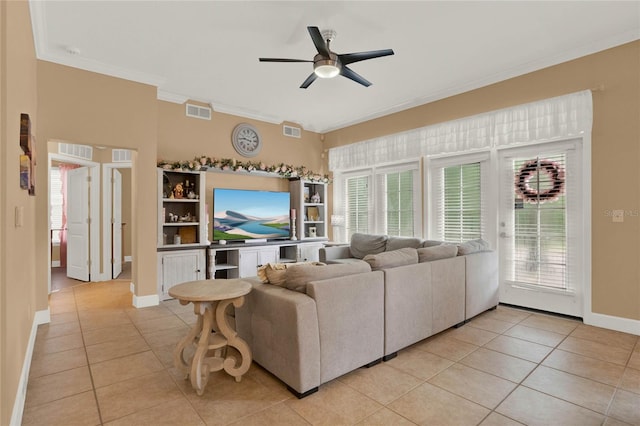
<box><xmin>207</xmin><ymin>239</ymin><xmax>327</xmax><ymax>279</ymax></box>
<box><xmin>244</xmin><ymin>238</ymin><xmax>268</xmax><ymax>244</ymax></box>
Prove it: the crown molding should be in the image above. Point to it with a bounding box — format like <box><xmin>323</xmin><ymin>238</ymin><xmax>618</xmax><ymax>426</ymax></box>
<box><xmin>157</xmin><ymin>90</ymin><xmax>189</xmax><ymax>104</ymax></box>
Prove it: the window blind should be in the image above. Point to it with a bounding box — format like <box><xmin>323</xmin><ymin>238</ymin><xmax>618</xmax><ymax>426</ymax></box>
<box><xmin>376</xmin><ymin>169</ymin><xmax>416</xmax><ymax>236</ymax></box>
<box><xmin>505</xmin><ymin>152</ymin><xmax>572</xmax><ymax>290</ymax></box>
<box><xmin>429</xmin><ymin>156</ymin><xmax>487</xmax><ymax>243</ymax></box>
<box><xmin>345</xmin><ymin>175</ymin><xmax>370</xmax><ymax>239</ymax></box>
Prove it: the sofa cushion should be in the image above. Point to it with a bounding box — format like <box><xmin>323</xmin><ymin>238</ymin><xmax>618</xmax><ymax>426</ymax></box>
<box><xmin>457</xmin><ymin>239</ymin><xmax>491</xmax><ymax>255</ymax></box>
<box><xmin>386</xmin><ymin>237</ymin><xmax>423</xmax><ymax>251</ymax></box>
<box><xmin>349</xmin><ymin>233</ymin><xmax>388</xmax><ymax>259</ymax></box>
<box><xmin>422</xmin><ymin>240</ymin><xmax>444</xmax><ymax>248</ymax></box>
<box><xmin>417</xmin><ymin>244</ymin><xmax>458</xmax><ymax>262</ymax></box>
<box><xmin>363</xmin><ymin>247</ymin><xmax>419</xmax><ymax>271</ymax></box>
<box><xmin>285</xmin><ymin>262</ymin><xmax>371</xmax><ymax>293</ymax></box>
<box><xmin>258</xmin><ymin>262</ymin><xmax>325</xmax><ymax>286</ymax></box>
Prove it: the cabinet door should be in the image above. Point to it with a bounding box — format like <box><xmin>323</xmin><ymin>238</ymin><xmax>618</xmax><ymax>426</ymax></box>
<box><xmin>238</xmin><ymin>247</ymin><xmax>279</xmax><ymax>277</ymax></box>
<box><xmin>160</xmin><ymin>251</ymin><xmax>204</xmax><ymax>298</ymax></box>
<box><xmin>298</xmin><ymin>243</ymin><xmax>322</xmax><ymax>262</ymax></box>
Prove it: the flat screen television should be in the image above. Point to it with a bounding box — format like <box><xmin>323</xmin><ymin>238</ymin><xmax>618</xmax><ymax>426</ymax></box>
<box><xmin>213</xmin><ymin>188</ymin><xmax>291</xmax><ymax>241</ymax></box>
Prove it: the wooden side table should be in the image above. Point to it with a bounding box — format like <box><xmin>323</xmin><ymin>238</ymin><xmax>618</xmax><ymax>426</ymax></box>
<box><xmin>169</xmin><ymin>279</ymin><xmax>252</xmax><ymax>396</ymax></box>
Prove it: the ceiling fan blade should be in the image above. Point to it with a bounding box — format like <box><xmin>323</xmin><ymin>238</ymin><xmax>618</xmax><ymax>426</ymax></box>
<box><xmin>340</xmin><ymin>66</ymin><xmax>372</xmax><ymax>87</ymax></box>
<box><xmin>300</xmin><ymin>73</ymin><xmax>318</xmax><ymax>89</ymax></box>
<box><xmin>338</xmin><ymin>49</ymin><xmax>394</xmax><ymax>66</ymax></box>
<box><xmin>259</xmin><ymin>58</ymin><xmax>313</xmax><ymax>63</ymax></box>
<box><xmin>307</xmin><ymin>26</ymin><xmax>330</xmax><ymax>57</ymax></box>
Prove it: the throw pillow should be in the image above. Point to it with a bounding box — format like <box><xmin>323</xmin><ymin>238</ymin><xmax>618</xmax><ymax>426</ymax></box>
<box><xmin>386</xmin><ymin>236</ymin><xmax>423</xmax><ymax>251</ymax></box>
<box><xmin>285</xmin><ymin>262</ymin><xmax>371</xmax><ymax>293</ymax></box>
<box><xmin>417</xmin><ymin>244</ymin><xmax>458</xmax><ymax>262</ymax></box>
<box><xmin>363</xmin><ymin>247</ymin><xmax>419</xmax><ymax>271</ymax></box>
<box><xmin>457</xmin><ymin>238</ymin><xmax>491</xmax><ymax>255</ymax></box>
<box><xmin>349</xmin><ymin>233</ymin><xmax>388</xmax><ymax>259</ymax></box>
<box><xmin>258</xmin><ymin>262</ymin><xmax>325</xmax><ymax>286</ymax></box>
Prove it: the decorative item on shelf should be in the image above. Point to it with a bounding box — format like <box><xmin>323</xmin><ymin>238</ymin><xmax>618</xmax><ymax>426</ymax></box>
<box><xmin>174</xmin><ymin>234</ymin><xmax>181</xmax><ymax>245</ymax></box>
<box><xmin>311</xmin><ymin>191</ymin><xmax>321</xmax><ymax>203</ymax></box>
<box><xmin>515</xmin><ymin>158</ymin><xmax>565</xmax><ymax>204</ymax></box>
<box><xmin>157</xmin><ymin>157</ymin><xmax>331</xmax><ymax>183</ymax></box>
<box><xmin>308</xmin><ymin>227</ymin><xmax>317</xmax><ymax>238</ymax></box>
<box><xmin>173</xmin><ymin>182</ymin><xmax>184</xmax><ymax>199</ymax></box>
<box><xmin>303</xmin><ymin>186</ymin><xmax>310</xmax><ymax>203</ymax></box>
<box><xmin>290</xmin><ymin>208</ymin><xmax>297</xmax><ymax>241</ymax></box>
<box><xmin>307</xmin><ymin>206</ymin><xmax>320</xmax><ymax>222</ymax></box>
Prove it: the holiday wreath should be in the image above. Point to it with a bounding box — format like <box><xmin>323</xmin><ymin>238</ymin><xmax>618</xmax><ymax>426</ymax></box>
<box><xmin>515</xmin><ymin>159</ymin><xmax>565</xmax><ymax>203</ymax></box>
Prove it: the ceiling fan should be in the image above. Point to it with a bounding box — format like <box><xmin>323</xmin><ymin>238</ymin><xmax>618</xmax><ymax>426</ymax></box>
<box><xmin>259</xmin><ymin>26</ymin><xmax>394</xmax><ymax>89</ymax></box>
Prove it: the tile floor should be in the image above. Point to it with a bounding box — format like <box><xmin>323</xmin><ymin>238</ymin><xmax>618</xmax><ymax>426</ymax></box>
<box><xmin>23</xmin><ymin>281</ymin><xmax>640</xmax><ymax>426</ymax></box>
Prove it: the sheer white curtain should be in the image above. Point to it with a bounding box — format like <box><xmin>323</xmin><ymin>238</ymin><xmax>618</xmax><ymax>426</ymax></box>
<box><xmin>328</xmin><ymin>90</ymin><xmax>592</xmax><ymax>171</ymax></box>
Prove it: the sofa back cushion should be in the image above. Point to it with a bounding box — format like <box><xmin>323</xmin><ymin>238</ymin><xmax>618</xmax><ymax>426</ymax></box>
<box><xmin>417</xmin><ymin>244</ymin><xmax>458</xmax><ymax>262</ymax></box>
<box><xmin>363</xmin><ymin>247</ymin><xmax>419</xmax><ymax>271</ymax></box>
<box><xmin>457</xmin><ymin>238</ymin><xmax>491</xmax><ymax>255</ymax></box>
<box><xmin>386</xmin><ymin>237</ymin><xmax>423</xmax><ymax>252</ymax></box>
<box><xmin>422</xmin><ymin>240</ymin><xmax>444</xmax><ymax>248</ymax></box>
<box><xmin>349</xmin><ymin>233</ymin><xmax>388</xmax><ymax>259</ymax></box>
<box><xmin>285</xmin><ymin>262</ymin><xmax>372</xmax><ymax>293</ymax></box>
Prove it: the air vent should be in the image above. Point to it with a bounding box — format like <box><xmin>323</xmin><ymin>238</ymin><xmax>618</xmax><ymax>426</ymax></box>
<box><xmin>283</xmin><ymin>125</ymin><xmax>301</xmax><ymax>138</ymax></box>
<box><xmin>186</xmin><ymin>103</ymin><xmax>212</xmax><ymax>120</ymax></box>
<box><xmin>58</xmin><ymin>143</ymin><xmax>93</xmax><ymax>160</ymax></box>
<box><xmin>112</xmin><ymin>149</ymin><xmax>132</xmax><ymax>163</ymax></box>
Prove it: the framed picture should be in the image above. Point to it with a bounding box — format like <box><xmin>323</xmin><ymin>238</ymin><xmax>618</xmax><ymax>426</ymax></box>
<box><xmin>20</xmin><ymin>155</ymin><xmax>30</xmax><ymax>190</ymax></box>
<box><xmin>20</xmin><ymin>113</ymin><xmax>30</xmax><ymax>155</ymax></box>
<box><xmin>303</xmin><ymin>186</ymin><xmax>310</xmax><ymax>203</ymax></box>
<box><xmin>306</xmin><ymin>206</ymin><xmax>319</xmax><ymax>221</ymax></box>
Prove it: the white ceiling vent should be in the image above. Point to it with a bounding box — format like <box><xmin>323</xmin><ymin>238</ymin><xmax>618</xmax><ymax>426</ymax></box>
<box><xmin>58</xmin><ymin>143</ymin><xmax>93</xmax><ymax>160</ymax></box>
<box><xmin>186</xmin><ymin>103</ymin><xmax>212</xmax><ymax>120</ymax></box>
<box><xmin>112</xmin><ymin>149</ymin><xmax>132</xmax><ymax>163</ymax></box>
<box><xmin>283</xmin><ymin>124</ymin><xmax>301</xmax><ymax>139</ymax></box>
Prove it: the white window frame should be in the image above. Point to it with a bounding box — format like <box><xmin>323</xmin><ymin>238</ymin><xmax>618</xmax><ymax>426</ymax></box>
<box><xmin>336</xmin><ymin>161</ymin><xmax>421</xmax><ymax>241</ymax></box>
<box><xmin>425</xmin><ymin>151</ymin><xmax>494</xmax><ymax>246</ymax></box>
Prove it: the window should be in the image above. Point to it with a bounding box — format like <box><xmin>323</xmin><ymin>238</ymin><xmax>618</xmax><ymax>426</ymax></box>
<box><xmin>345</xmin><ymin>175</ymin><xmax>370</xmax><ymax>238</ymax></box>
<box><xmin>378</xmin><ymin>170</ymin><xmax>415</xmax><ymax>236</ymax></box>
<box><xmin>340</xmin><ymin>162</ymin><xmax>420</xmax><ymax>240</ymax></box>
<box><xmin>427</xmin><ymin>154</ymin><xmax>488</xmax><ymax>243</ymax></box>
<box><xmin>50</xmin><ymin>167</ymin><xmax>63</xmax><ymax>244</ymax></box>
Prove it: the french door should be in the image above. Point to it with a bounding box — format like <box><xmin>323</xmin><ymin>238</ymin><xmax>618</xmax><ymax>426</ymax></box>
<box><xmin>498</xmin><ymin>141</ymin><xmax>584</xmax><ymax>317</ymax></box>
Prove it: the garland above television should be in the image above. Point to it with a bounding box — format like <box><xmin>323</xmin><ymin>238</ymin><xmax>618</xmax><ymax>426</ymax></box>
<box><xmin>158</xmin><ymin>156</ymin><xmax>331</xmax><ymax>183</ymax></box>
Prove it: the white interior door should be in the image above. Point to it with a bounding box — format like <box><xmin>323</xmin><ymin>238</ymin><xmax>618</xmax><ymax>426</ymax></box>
<box><xmin>67</xmin><ymin>167</ymin><xmax>90</xmax><ymax>281</ymax></box>
<box><xmin>498</xmin><ymin>141</ymin><xmax>583</xmax><ymax>317</ymax></box>
<box><xmin>112</xmin><ymin>169</ymin><xmax>123</xmax><ymax>279</ymax></box>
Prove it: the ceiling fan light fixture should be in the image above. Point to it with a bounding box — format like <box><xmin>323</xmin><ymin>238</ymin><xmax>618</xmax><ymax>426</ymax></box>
<box><xmin>314</xmin><ymin>59</ymin><xmax>340</xmax><ymax>78</ymax></box>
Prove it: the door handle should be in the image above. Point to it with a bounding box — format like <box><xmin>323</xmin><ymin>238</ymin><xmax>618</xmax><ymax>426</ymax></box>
<box><xmin>499</xmin><ymin>232</ymin><xmax>510</xmax><ymax>238</ymax></box>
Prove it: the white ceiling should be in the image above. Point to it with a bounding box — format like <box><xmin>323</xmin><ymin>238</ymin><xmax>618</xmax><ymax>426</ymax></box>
<box><xmin>30</xmin><ymin>1</ymin><xmax>640</xmax><ymax>133</ymax></box>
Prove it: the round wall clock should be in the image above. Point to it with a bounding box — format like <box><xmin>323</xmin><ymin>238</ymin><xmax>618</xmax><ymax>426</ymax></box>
<box><xmin>231</xmin><ymin>123</ymin><xmax>262</xmax><ymax>157</ymax></box>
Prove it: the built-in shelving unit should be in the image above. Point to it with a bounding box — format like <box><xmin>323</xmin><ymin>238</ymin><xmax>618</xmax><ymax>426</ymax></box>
<box><xmin>157</xmin><ymin>169</ymin><xmax>207</xmax><ymax>248</ymax></box>
<box><xmin>289</xmin><ymin>179</ymin><xmax>328</xmax><ymax>241</ymax></box>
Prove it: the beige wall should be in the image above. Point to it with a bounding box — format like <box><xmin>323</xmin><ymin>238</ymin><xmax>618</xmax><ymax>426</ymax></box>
<box><xmin>36</xmin><ymin>62</ymin><xmax>158</xmax><ymax>302</ymax></box>
<box><xmin>157</xmin><ymin>100</ymin><xmax>324</xmax><ymax>241</ymax></box>
<box><xmin>325</xmin><ymin>41</ymin><xmax>640</xmax><ymax>322</ymax></box>
<box><xmin>0</xmin><ymin>2</ymin><xmax>39</xmax><ymax>423</ymax></box>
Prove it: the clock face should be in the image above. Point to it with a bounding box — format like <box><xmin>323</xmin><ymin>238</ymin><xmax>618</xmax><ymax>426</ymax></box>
<box><xmin>232</xmin><ymin>124</ymin><xmax>262</xmax><ymax>157</ymax></box>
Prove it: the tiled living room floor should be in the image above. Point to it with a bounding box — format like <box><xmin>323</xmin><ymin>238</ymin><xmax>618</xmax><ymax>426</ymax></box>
<box><xmin>23</xmin><ymin>281</ymin><xmax>640</xmax><ymax>426</ymax></box>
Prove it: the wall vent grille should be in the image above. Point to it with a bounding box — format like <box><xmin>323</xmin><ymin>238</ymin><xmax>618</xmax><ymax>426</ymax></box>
<box><xmin>186</xmin><ymin>103</ymin><xmax>212</xmax><ymax>120</ymax></box>
<box><xmin>58</xmin><ymin>143</ymin><xmax>93</xmax><ymax>160</ymax></box>
<box><xmin>112</xmin><ymin>149</ymin><xmax>132</xmax><ymax>162</ymax></box>
<box><xmin>283</xmin><ymin>125</ymin><xmax>301</xmax><ymax>138</ymax></box>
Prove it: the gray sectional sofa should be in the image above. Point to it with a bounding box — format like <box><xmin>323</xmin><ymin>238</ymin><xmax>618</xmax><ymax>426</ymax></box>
<box><xmin>235</xmin><ymin>233</ymin><xmax>498</xmax><ymax>398</ymax></box>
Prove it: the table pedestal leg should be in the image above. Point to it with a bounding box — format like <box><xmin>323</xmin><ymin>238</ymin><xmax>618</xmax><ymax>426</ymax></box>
<box><xmin>215</xmin><ymin>297</ymin><xmax>251</xmax><ymax>382</ymax></box>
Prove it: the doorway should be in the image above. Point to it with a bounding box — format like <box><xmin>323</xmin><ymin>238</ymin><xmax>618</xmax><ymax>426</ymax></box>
<box><xmin>497</xmin><ymin>140</ymin><xmax>585</xmax><ymax>317</ymax></box>
<box><xmin>48</xmin><ymin>153</ymin><xmax>100</xmax><ymax>292</ymax></box>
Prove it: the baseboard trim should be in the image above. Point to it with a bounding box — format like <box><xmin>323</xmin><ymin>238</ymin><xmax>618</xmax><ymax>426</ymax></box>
<box><xmin>11</xmin><ymin>308</ymin><xmax>50</xmax><ymax>426</ymax></box>
<box><xmin>132</xmin><ymin>293</ymin><xmax>160</xmax><ymax>309</ymax></box>
<box><xmin>583</xmin><ymin>311</ymin><xmax>640</xmax><ymax>336</ymax></box>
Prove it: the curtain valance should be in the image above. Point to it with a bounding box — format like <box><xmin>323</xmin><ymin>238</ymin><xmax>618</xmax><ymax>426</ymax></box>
<box><xmin>328</xmin><ymin>90</ymin><xmax>593</xmax><ymax>171</ymax></box>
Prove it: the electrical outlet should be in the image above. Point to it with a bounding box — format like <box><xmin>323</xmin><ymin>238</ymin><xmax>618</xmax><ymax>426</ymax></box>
<box><xmin>612</xmin><ymin>210</ymin><xmax>624</xmax><ymax>223</ymax></box>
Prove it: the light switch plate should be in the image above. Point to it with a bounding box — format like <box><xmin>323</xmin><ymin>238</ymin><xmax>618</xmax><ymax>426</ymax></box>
<box><xmin>15</xmin><ymin>206</ymin><xmax>24</xmax><ymax>227</ymax></box>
